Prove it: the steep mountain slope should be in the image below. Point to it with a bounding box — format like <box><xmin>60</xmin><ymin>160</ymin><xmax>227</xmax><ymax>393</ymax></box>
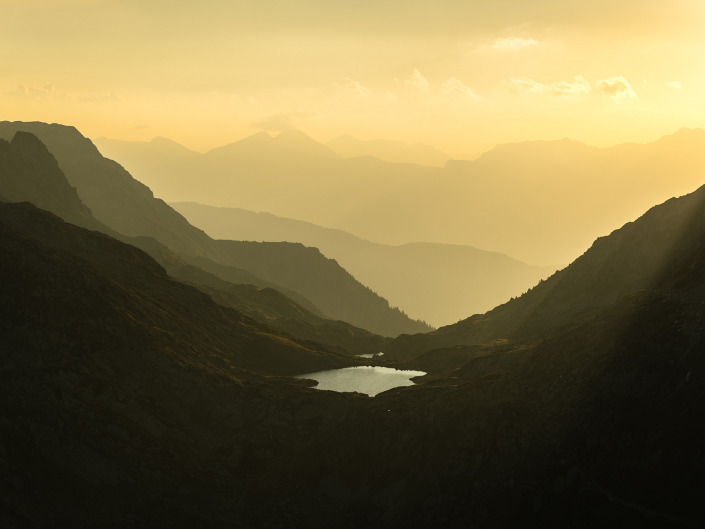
<box><xmin>0</xmin><ymin>201</ymin><xmax>355</xmax><ymax>376</ymax></box>
<box><xmin>386</xmin><ymin>181</ymin><xmax>705</xmax><ymax>359</ymax></box>
<box><xmin>172</xmin><ymin>202</ymin><xmax>554</xmax><ymax>326</ymax></box>
<box><xmin>0</xmin><ymin>121</ymin><xmax>429</xmax><ymax>337</ymax></box>
<box><xmin>0</xmin><ymin>130</ymin><xmax>391</xmax><ymax>353</ymax></box>
<box><xmin>92</xmin><ymin>135</ymin><xmax>200</xmax><ymax>185</ymax></box>
<box><xmin>0</xmin><ymin>131</ymin><xmax>99</xmax><ymax>231</ymax></box>
<box><xmin>275</xmin><ymin>276</ymin><xmax>705</xmax><ymax>528</ymax></box>
<box><xmin>0</xmin><ymin>201</ymin><xmax>366</xmax><ymax>528</ymax></box>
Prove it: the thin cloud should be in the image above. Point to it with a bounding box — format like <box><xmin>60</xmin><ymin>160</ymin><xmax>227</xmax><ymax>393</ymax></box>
<box><xmin>506</xmin><ymin>77</ymin><xmax>550</xmax><ymax>95</ymax></box>
<box><xmin>668</xmin><ymin>80</ymin><xmax>683</xmax><ymax>92</ymax></box>
<box><xmin>551</xmin><ymin>76</ymin><xmax>590</xmax><ymax>97</ymax></box>
<box><xmin>4</xmin><ymin>84</ymin><xmax>121</xmax><ymax>104</ymax></box>
<box><xmin>5</xmin><ymin>84</ymin><xmax>69</xmax><ymax>102</ymax></box>
<box><xmin>596</xmin><ymin>76</ymin><xmax>636</xmax><ymax>98</ymax></box>
<box><xmin>492</xmin><ymin>37</ymin><xmax>539</xmax><ymax>51</ymax></box>
<box><xmin>506</xmin><ymin>76</ymin><xmax>591</xmax><ymax>97</ymax></box>
<box><xmin>404</xmin><ymin>69</ymin><xmax>430</xmax><ymax>93</ymax></box>
<box><xmin>442</xmin><ymin>77</ymin><xmax>481</xmax><ymax>100</ymax></box>
<box><xmin>343</xmin><ymin>79</ymin><xmax>371</xmax><ymax>99</ymax></box>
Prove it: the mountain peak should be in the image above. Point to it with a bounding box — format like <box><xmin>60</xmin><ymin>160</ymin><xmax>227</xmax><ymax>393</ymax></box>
<box><xmin>275</xmin><ymin>128</ymin><xmax>310</xmax><ymax>140</ymax></box>
<box><xmin>10</xmin><ymin>130</ymin><xmax>49</xmax><ymax>152</ymax></box>
<box><xmin>208</xmin><ymin>129</ymin><xmax>339</xmax><ymax>160</ymax></box>
<box><xmin>659</xmin><ymin>127</ymin><xmax>705</xmax><ymax>144</ymax></box>
<box><xmin>150</xmin><ymin>136</ymin><xmax>184</xmax><ymax>146</ymax></box>
<box><xmin>0</xmin><ymin>121</ymin><xmax>102</xmax><ymax>160</ymax></box>
<box><xmin>273</xmin><ymin>129</ymin><xmax>341</xmax><ymax>159</ymax></box>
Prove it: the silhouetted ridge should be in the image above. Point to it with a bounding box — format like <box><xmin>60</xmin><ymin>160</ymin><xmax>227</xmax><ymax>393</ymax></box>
<box><xmin>104</xmin><ymin>125</ymin><xmax>705</xmax><ymax>266</ymax></box>
<box><xmin>0</xmin><ymin>128</ymin><xmax>394</xmax><ymax>353</ymax></box>
<box><xmin>0</xmin><ymin>121</ymin><xmax>429</xmax><ymax>337</ymax></box>
<box><xmin>386</xmin><ymin>182</ymin><xmax>705</xmax><ymax>359</ymax></box>
<box><xmin>0</xmin><ymin>201</ymin><xmax>353</xmax><ymax>376</ymax></box>
<box><xmin>0</xmin><ymin>131</ymin><xmax>98</xmax><ymax>230</ymax></box>
<box><xmin>172</xmin><ymin>201</ymin><xmax>554</xmax><ymax>326</ymax></box>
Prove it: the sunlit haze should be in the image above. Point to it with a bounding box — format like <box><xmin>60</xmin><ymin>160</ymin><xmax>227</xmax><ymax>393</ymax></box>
<box><xmin>2</xmin><ymin>0</ymin><xmax>705</xmax><ymax>158</ymax></box>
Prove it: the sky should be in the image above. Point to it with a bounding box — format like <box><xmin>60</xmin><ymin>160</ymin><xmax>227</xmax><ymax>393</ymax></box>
<box><xmin>2</xmin><ymin>0</ymin><xmax>705</xmax><ymax>157</ymax></box>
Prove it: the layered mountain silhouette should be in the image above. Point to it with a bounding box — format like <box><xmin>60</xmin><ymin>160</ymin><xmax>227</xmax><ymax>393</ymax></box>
<box><xmin>0</xmin><ymin>131</ymin><xmax>99</xmax><ymax>230</ymax></box>
<box><xmin>171</xmin><ymin>202</ymin><xmax>554</xmax><ymax>326</ymax></box>
<box><xmin>92</xmin><ymin>129</ymin><xmax>437</xmax><ymax>243</ymax></box>
<box><xmin>0</xmin><ymin>201</ymin><xmax>353</xmax><ymax>375</ymax></box>
<box><xmin>96</xmin><ymin>128</ymin><xmax>705</xmax><ymax>265</ymax></box>
<box><xmin>91</xmin><ymin>135</ymin><xmax>200</xmax><ymax>184</ymax></box>
<box><xmin>0</xmin><ymin>128</ymin><xmax>391</xmax><ymax>354</ymax></box>
<box><xmin>0</xmin><ymin>121</ymin><xmax>430</xmax><ymax>337</ymax></box>
<box><xmin>2</xmin><ymin>121</ymin><xmax>704</xmax><ymax>527</ymax></box>
<box><xmin>386</xmin><ymin>180</ymin><xmax>705</xmax><ymax>359</ymax></box>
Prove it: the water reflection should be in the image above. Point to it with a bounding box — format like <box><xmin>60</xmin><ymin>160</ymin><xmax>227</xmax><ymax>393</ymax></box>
<box><xmin>296</xmin><ymin>366</ymin><xmax>426</xmax><ymax>397</ymax></box>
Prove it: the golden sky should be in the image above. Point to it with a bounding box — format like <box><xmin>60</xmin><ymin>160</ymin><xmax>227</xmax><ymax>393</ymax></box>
<box><xmin>2</xmin><ymin>0</ymin><xmax>704</xmax><ymax>157</ymax></box>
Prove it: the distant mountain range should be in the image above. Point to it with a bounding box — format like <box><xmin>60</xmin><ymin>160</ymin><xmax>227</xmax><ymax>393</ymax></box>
<box><xmin>96</xmin><ymin>128</ymin><xmax>705</xmax><ymax>265</ymax></box>
<box><xmin>325</xmin><ymin>134</ymin><xmax>450</xmax><ymax>166</ymax></box>
<box><xmin>0</xmin><ymin>121</ymin><xmax>430</xmax><ymax>338</ymax></box>
<box><xmin>171</xmin><ymin>202</ymin><xmax>555</xmax><ymax>326</ymax></box>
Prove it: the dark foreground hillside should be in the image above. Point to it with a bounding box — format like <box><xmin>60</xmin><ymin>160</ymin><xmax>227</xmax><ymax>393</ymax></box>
<box><xmin>2</xmin><ymin>192</ymin><xmax>704</xmax><ymax>527</ymax></box>
<box><xmin>0</xmin><ymin>201</ymin><xmax>366</xmax><ymax>528</ymax></box>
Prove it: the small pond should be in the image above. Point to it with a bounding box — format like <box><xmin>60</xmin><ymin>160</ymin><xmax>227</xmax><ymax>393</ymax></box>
<box><xmin>295</xmin><ymin>366</ymin><xmax>426</xmax><ymax>397</ymax></box>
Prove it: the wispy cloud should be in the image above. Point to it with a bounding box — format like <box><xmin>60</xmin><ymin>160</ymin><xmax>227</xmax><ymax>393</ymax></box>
<box><xmin>668</xmin><ymin>80</ymin><xmax>683</xmax><ymax>92</ymax></box>
<box><xmin>342</xmin><ymin>79</ymin><xmax>371</xmax><ymax>100</ymax></box>
<box><xmin>5</xmin><ymin>84</ymin><xmax>69</xmax><ymax>102</ymax></box>
<box><xmin>404</xmin><ymin>69</ymin><xmax>430</xmax><ymax>93</ymax></box>
<box><xmin>506</xmin><ymin>77</ymin><xmax>550</xmax><ymax>95</ymax></box>
<box><xmin>442</xmin><ymin>77</ymin><xmax>481</xmax><ymax>100</ymax></box>
<box><xmin>506</xmin><ymin>76</ymin><xmax>590</xmax><ymax>97</ymax></box>
<box><xmin>595</xmin><ymin>76</ymin><xmax>636</xmax><ymax>98</ymax></box>
<box><xmin>551</xmin><ymin>76</ymin><xmax>591</xmax><ymax>97</ymax></box>
<box><xmin>4</xmin><ymin>84</ymin><xmax>121</xmax><ymax>104</ymax></box>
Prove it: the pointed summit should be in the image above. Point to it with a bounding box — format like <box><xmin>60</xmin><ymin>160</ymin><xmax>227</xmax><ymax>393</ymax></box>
<box><xmin>0</xmin><ymin>131</ymin><xmax>96</xmax><ymax>228</ymax></box>
<box><xmin>206</xmin><ymin>129</ymin><xmax>339</xmax><ymax>160</ymax></box>
<box><xmin>274</xmin><ymin>129</ymin><xmax>340</xmax><ymax>159</ymax></box>
<box><xmin>205</xmin><ymin>131</ymin><xmax>273</xmax><ymax>159</ymax></box>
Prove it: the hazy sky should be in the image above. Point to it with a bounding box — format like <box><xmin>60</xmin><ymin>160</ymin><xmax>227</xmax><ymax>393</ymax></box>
<box><xmin>2</xmin><ymin>0</ymin><xmax>704</xmax><ymax>156</ymax></box>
